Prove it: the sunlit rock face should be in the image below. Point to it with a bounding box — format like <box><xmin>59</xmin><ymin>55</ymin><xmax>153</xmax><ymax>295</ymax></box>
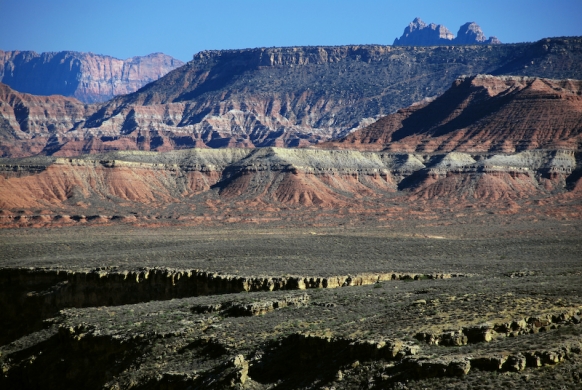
<box><xmin>393</xmin><ymin>18</ymin><xmax>501</xmax><ymax>46</ymax></box>
<box><xmin>0</xmin><ymin>51</ymin><xmax>184</xmax><ymax>103</ymax></box>
<box><xmin>325</xmin><ymin>75</ymin><xmax>582</xmax><ymax>153</ymax></box>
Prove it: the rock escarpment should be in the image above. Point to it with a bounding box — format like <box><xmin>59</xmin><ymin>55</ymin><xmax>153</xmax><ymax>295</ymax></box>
<box><xmin>0</xmin><ymin>50</ymin><xmax>184</xmax><ymax>103</ymax></box>
<box><xmin>393</xmin><ymin>18</ymin><xmax>501</xmax><ymax>46</ymax></box>
<box><xmin>1</xmin><ymin>38</ymin><xmax>582</xmax><ymax>157</ymax></box>
<box><xmin>2</xmin><ymin>267</ymin><xmax>581</xmax><ymax>390</ymax></box>
<box><xmin>327</xmin><ymin>75</ymin><xmax>582</xmax><ymax>153</ymax></box>
<box><xmin>0</xmin><ymin>266</ymin><xmax>461</xmax><ymax>344</ymax></box>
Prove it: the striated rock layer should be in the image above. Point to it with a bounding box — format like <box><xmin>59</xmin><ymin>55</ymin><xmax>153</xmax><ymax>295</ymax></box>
<box><xmin>0</xmin><ymin>84</ymin><xmax>99</xmax><ymax>157</ymax></box>
<box><xmin>0</xmin><ymin>147</ymin><xmax>580</xmax><ymax>226</ymax></box>
<box><xmin>325</xmin><ymin>75</ymin><xmax>582</xmax><ymax>153</ymax></box>
<box><xmin>0</xmin><ymin>51</ymin><xmax>184</xmax><ymax>103</ymax></box>
<box><xmin>1</xmin><ymin>37</ymin><xmax>581</xmax><ymax>157</ymax></box>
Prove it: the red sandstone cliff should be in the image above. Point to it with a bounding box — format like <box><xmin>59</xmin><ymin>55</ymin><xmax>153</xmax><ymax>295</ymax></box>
<box><xmin>0</xmin><ymin>148</ymin><xmax>579</xmax><ymax>227</ymax></box>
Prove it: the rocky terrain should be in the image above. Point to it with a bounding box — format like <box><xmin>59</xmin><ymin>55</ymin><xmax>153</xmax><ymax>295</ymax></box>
<box><xmin>0</xmin><ymin>50</ymin><xmax>184</xmax><ymax>103</ymax></box>
<box><xmin>1</xmin><ymin>37</ymin><xmax>582</xmax><ymax>156</ymax></box>
<box><xmin>0</xmin><ymin>84</ymin><xmax>99</xmax><ymax>158</ymax></box>
<box><xmin>1</xmin><ymin>157</ymin><xmax>581</xmax><ymax>388</ymax></box>
<box><xmin>325</xmin><ymin>75</ymin><xmax>582</xmax><ymax>152</ymax></box>
<box><xmin>393</xmin><ymin>18</ymin><xmax>501</xmax><ymax>46</ymax></box>
<box><xmin>0</xmin><ymin>222</ymin><xmax>581</xmax><ymax>389</ymax></box>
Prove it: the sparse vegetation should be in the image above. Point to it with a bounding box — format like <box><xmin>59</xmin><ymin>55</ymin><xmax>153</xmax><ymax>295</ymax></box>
<box><xmin>0</xmin><ymin>221</ymin><xmax>581</xmax><ymax>389</ymax></box>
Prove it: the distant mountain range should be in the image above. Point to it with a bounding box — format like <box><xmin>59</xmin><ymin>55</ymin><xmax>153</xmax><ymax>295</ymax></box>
<box><xmin>393</xmin><ymin>18</ymin><xmax>501</xmax><ymax>46</ymax></box>
<box><xmin>1</xmin><ymin>75</ymin><xmax>580</xmax><ymax>224</ymax></box>
<box><xmin>0</xmin><ymin>51</ymin><xmax>184</xmax><ymax>103</ymax></box>
<box><xmin>1</xmin><ymin>35</ymin><xmax>581</xmax><ymax>157</ymax></box>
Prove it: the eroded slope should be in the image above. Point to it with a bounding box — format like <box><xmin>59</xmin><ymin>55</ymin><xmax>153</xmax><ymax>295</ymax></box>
<box><xmin>1</xmin><ymin>224</ymin><xmax>581</xmax><ymax>389</ymax></box>
<box><xmin>326</xmin><ymin>75</ymin><xmax>582</xmax><ymax>153</ymax></box>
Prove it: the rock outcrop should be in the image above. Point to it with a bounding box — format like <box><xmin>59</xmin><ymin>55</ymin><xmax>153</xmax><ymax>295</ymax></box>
<box><xmin>326</xmin><ymin>75</ymin><xmax>582</xmax><ymax>153</ymax></box>
<box><xmin>0</xmin><ymin>266</ymin><xmax>464</xmax><ymax>345</ymax></box>
<box><xmin>455</xmin><ymin>22</ymin><xmax>500</xmax><ymax>45</ymax></box>
<box><xmin>415</xmin><ymin>309</ymin><xmax>582</xmax><ymax>346</ymax></box>
<box><xmin>2</xmin><ymin>38</ymin><xmax>581</xmax><ymax>157</ymax></box>
<box><xmin>392</xmin><ymin>17</ymin><xmax>455</xmax><ymax>46</ymax></box>
<box><xmin>0</xmin><ymin>50</ymin><xmax>184</xmax><ymax>103</ymax></box>
<box><xmin>393</xmin><ymin>18</ymin><xmax>501</xmax><ymax>46</ymax></box>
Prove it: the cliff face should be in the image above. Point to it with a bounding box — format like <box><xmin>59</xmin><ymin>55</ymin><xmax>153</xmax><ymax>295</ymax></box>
<box><xmin>0</xmin><ymin>51</ymin><xmax>184</xmax><ymax>103</ymax></box>
<box><xmin>455</xmin><ymin>22</ymin><xmax>500</xmax><ymax>44</ymax></box>
<box><xmin>393</xmin><ymin>18</ymin><xmax>500</xmax><ymax>46</ymax></box>
<box><xmin>327</xmin><ymin>75</ymin><xmax>582</xmax><ymax>153</ymax></box>
<box><xmin>1</xmin><ymin>38</ymin><xmax>582</xmax><ymax>157</ymax></box>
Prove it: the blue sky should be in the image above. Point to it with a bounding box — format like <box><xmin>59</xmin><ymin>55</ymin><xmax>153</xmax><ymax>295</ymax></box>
<box><xmin>1</xmin><ymin>0</ymin><xmax>581</xmax><ymax>62</ymax></box>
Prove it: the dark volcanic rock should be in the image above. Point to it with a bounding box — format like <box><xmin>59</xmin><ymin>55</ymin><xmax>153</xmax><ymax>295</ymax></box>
<box><xmin>0</xmin><ymin>51</ymin><xmax>184</xmax><ymax>103</ymax></box>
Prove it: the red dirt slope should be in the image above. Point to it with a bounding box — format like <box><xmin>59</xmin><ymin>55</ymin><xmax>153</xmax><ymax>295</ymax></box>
<box><xmin>325</xmin><ymin>75</ymin><xmax>582</xmax><ymax>153</ymax></box>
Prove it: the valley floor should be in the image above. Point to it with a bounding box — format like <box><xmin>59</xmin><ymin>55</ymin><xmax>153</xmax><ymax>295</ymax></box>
<box><xmin>1</xmin><ymin>216</ymin><xmax>581</xmax><ymax>389</ymax></box>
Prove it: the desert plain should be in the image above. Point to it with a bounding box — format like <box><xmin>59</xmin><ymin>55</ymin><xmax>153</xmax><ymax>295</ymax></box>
<box><xmin>1</xmin><ymin>198</ymin><xmax>581</xmax><ymax>389</ymax></box>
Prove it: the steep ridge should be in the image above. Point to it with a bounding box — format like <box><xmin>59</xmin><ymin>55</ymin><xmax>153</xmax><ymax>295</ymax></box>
<box><xmin>0</xmin><ymin>51</ymin><xmax>184</xmax><ymax>103</ymax></box>
<box><xmin>393</xmin><ymin>17</ymin><xmax>455</xmax><ymax>46</ymax></box>
<box><xmin>326</xmin><ymin>75</ymin><xmax>582</xmax><ymax>153</ymax></box>
<box><xmin>1</xmin><ymin>37</ymin><xmax>582</xmax><ymax>157</ymax></box>
<box><xmin>0</xmin><ymin>148</ymin><xmax>580</xmax><ymax>227</ymax></box>
<box><xmin>455</xmin><ymin>22</ymin><xmax>501</xmax><ymax>45</ymax></box>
